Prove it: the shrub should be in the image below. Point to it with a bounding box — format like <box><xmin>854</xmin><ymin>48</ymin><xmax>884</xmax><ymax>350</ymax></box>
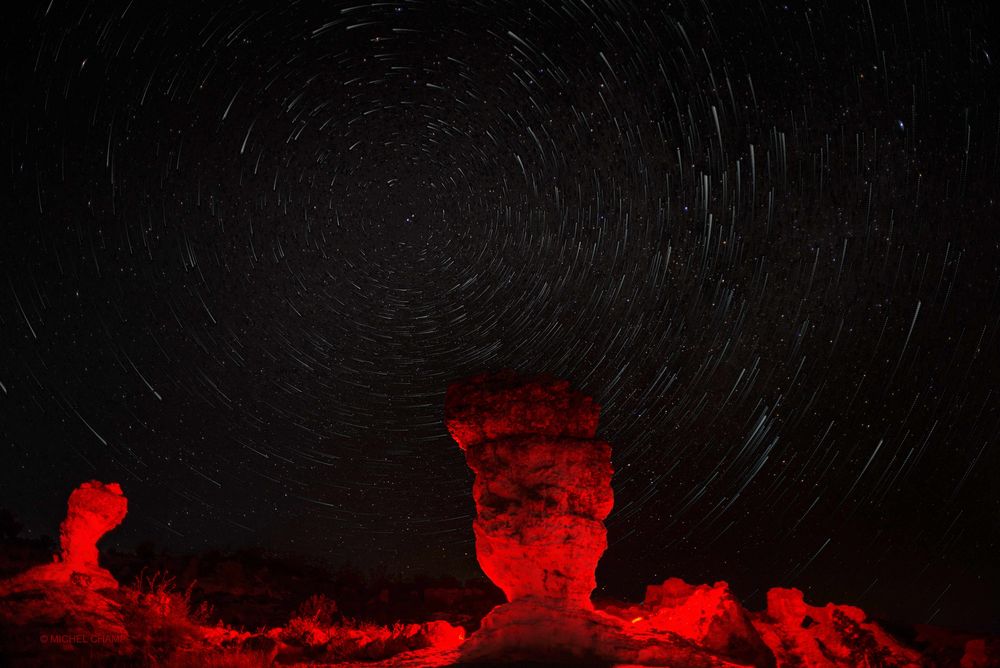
<box><xmin>116</xmin><ymin>569</ymin><xmax>222</xmax><ymax>664</ymax></box>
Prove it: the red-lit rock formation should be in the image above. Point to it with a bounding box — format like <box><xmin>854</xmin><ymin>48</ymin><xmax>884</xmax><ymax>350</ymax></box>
<box><xmin>445</xmin><ymin>371</ymin><xmax>743</xmax><ymax>666</ymax></box>
<box><xmin>56</xmin><ymin>480</ymin><xmax>128</xmax><ymax>587</ymax></box>
<box><xmin>443</xmin><ymin>371</ymin><xmax>945</xmax><ymax>667</ymax></box>
<box><xmin>750</xmin><ymin>588</ymin><xmax>924</xmax><ymax>667</ymax></box>
<box><xmin>0</xmin><ymin>481</ymin><xmax>130</xmax><ymax>662</ymax></box>
<box><xmin>0</xmin><ymin>380</ymin><xmax>966</xmax><ymax>667</ymax></box>
<box><xmin>0</xmin><ymin>480</ymin><xmax>470</xmax><ymax>665</ymax></box>
<box><xmin>445</xmin><ymin>370</ymin><xmax>611</xmax><ymax>608</ymax></box>
<box><xmin>959</xmin><ymin>637</ymin><xmax>1000</xmax><ymax>667</ymax></box>
<box><xmin>601</xmin><ymin>578</ymin><xmax>774</xmax><ymax>667</ymax></box>
<box><xmin>10</xmin><ymin>480</ymin><xmax>127</xmax><ymax>591</ymax></box>
<box><xmin>445</xmin><ymin>370</ymin><xmax>601</xmax><ymax>451</ymax></box>
<box><xmin>463</xmin><ymin>597</ymin><xmax>750</xmax><ymax>667</ymax></box>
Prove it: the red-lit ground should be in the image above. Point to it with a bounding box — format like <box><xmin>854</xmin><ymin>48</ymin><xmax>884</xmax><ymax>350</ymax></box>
<box><xmin>1</xmin><ymin>373</ymin><xmax>996</xmax><ymax>666</ymax></box>
<box><xmin>0</xmin><ymin>477</ymin><xmax>994</xmax><ymax>667</ymax></box>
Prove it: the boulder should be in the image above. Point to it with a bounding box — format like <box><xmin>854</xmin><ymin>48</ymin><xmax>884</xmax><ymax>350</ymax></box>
<box><xmin>751</xmin><ymin>588</ymin><xmax>924</xmax><ymax>667</ymax></box>
<box><xmin>602</xmin><ymin>578</ymin><xmax>774</xmax><ymax>667</ymax></box>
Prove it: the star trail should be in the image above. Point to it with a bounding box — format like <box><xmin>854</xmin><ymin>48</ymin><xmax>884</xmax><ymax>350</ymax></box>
<box><xmin>1</xmin><ymin>0</ymin><xmax>998</xmax><ymax>632</ymax></box>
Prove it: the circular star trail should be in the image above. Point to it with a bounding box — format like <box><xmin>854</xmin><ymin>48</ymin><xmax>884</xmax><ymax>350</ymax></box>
<box><xmin>2</xmin><ymin>0</ymin><xmax>998</xmax><ymax>630</ymax></box>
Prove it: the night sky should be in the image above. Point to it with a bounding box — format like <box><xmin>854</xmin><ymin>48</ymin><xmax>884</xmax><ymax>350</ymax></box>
<box><xmin>2</xmin><ymin>0</ymin><xmax>998</xmax><ymax>632</ymax></box>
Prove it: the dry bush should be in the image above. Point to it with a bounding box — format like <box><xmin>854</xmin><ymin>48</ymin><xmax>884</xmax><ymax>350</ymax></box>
<box><xmin>279</xmin><ymin>614</ymin><xmax>460</xmax><ymax>663</ymax></box>
<box><xmin>292</xmin><ymin>592</ymin><xmax>338</xmax><ymax>626</ymax></box>
<box><xmin>116</xmin><ymin>569</ymin><xmax>224</xmax><ymax>664</ymax></box>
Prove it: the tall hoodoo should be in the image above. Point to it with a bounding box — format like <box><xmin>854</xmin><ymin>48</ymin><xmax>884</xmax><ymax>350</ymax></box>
<box><xmin>445</xmin><ymin>371</ymin><xmax>740</xmax><ymax>666</ymax></box>
<box><xmin>58</xmin><ymin>480</ymin><xmax>128</xmax><ymax>576</ymax></box>
<box><xmin>444</xmin><ymin>371</ymin><xmax>924</xmax><ymax>667</ymax></box>
<box><xmin>445</xmin><ymin>369</ymin><xmax>612</xmax><ymax>609</ymax></box>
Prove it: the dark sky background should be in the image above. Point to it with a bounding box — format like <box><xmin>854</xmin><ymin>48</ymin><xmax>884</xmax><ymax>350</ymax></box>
<box><xmin>2</xmin><ymin>0</ymin><xmax>998</xmax><ymax>632</ymax></box>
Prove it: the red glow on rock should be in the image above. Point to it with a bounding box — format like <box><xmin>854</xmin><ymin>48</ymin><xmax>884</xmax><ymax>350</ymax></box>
<box><xmin>601</xmin><ymin>578</ymin><xmax>774</xmax><ymax>666</ymax></box>
<box><xmin>446</xmin><ymin>371</ymin><xmax>612</xmax><ymax>610</ymax></box>
<box><xmin>443</xmin><ymin>371</ymin><xmax>945</xmax><ymax>667</ymax></box>
<box><xmin>57</xmin><ymin>481</ymin><xmax>128</xmax><ymax>576</ymax></box>
<box><xmin>446</xmin><ymin>371</ymin><xmax>753</xmax><ymax>665</ymax></box>
<box><xmin>0</xmin><ymin>375</ymin><xmax>976</xmax><ymax>666</ymax></box>
<box><xmin>8</xmin><ymin>480</ymin><xmax>129</xmax><ymax>591</ymax></box>
<box><xmin>751</xmin><ymin>588</ymin><xmax>924</xmax><ymax>668</ymax></box>
<box><xmin>445</xmin><ymin>369</ymin><xmax>601</xmax><ymax>451</ymax></box>
<box><xmin>0</xmin><ymin>478</ymin><xmax>467</xmax><ymax>665</ymax></box>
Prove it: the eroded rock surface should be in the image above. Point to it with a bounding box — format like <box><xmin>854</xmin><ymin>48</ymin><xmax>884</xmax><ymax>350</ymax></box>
<box><xmin>445</xmin><ymin>369</ymin><xmax>600</xmax><ymax>452</ymax></box>
<box><xmin>445</xmin><ymin>371</ymin><xmax>611</xmax><ymax>609</ymax></box>
<box><xmin>0</xmin><ymin>481</ymin><xmax>129</xmax><ymax>662</ymax></box>
<box><xmin>5</xmin><ymin>480</ymin><xmax>127</xmax><ymax>592</ymax></box>
<box><xmin>601</xmin><ymin>578</ymin><xmax>774</xmax><ymax>667</ymax></box>
<box><xmin>446</xmin><ymin>371</ymin><xmax>611</xmax><ymax>662</ymax></box>
<box><xmin>444</xmin><ymin>371</ymin><xmax>938</xmax><ymax>667</ymax></box>
<box><xmin>750</xmin><ymin>588</ymin><xmax>924</xmax><ymax>667</ymax></box>
<box><xmin>57</xmin><ymin>481</ymin><xmax>128</xmax><ymax>586</ymax></box>
<box><xmin>446</xmin><ymin>371</ymin><xmax>744</xmax><ymax>665</ymax></box>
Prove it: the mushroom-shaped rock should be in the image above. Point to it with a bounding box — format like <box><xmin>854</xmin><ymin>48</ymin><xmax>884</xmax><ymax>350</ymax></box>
<box><xmin>446</xmin><ymin>371</ymin><xmax>749</xmax><ymax>665</ymax></box>
<box><xmin>445</xmin><ymin>369</ymin><xmax>600</xmax><ymax>450</ymax></box>
<box><xmin>465</xmin><ymin>434</ymin><xmax>613</xmax><ymax>607</ymax></box>
<box><xmin>446</xmin><ymin>371</ymin><xmax>611</xmax><ymax>609</ymax></box>
<box><xmin>0</xmin><ymin>481</ymin><xmax>129</xmax><ymax>660</ymax></box>
<box><xmin>5</xmin><ymin>480</ymin><xmax>127</xmax><ymax>591</ymax></box>
<box><xmin>58</xmin><ymin>481</ymin><xmax>128</xmax><ymax>576</ymax></box>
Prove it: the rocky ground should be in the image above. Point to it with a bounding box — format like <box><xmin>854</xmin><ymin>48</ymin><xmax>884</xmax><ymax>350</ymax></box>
<box><xmin>1</xmin><ymin>372</ymin><xmax>996</xmax><ymax>666</ymax></box>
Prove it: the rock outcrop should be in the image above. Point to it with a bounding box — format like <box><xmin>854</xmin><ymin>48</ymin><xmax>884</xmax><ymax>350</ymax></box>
<box><xmin>445</xmin><ymin>370</ymin><xmax>611</xmax><ymax>608</ymax></box>
<box><xmin>601</xmin><ymin>578</ymin><xmax>775</xmax><ymax>667</ymax></box>
<box><xmin>444</xmin><ymin>371</ymin><xmax>941</xmax><ymax>667</ymax></box>
<box><xmin>7</xmin><ymin>480</ymin><xmax>127</xmax><ymax>591</ymax></box>
<box><xmin>445</xmin><ymin>371</ymin><xmax>745</xmax><ymax>665</ymax></box>
<box><xmin>0</xmin><ymin>481</ymin><xmax>130</xmax><ymax>663</ymax></box>
<box><xmin>56</xmin><ymin>480</ymin><xmax>128</xmax><ymax>588</ymax></box>
<box><xmin>0</xmin><ymin>377</ymin><xmax>966</xmax><ymax>667</ymax></box>
<box><xmin>750</xmin><ymin>588</ymin><xmax>924</xmax><ymax>667</ymax></box>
